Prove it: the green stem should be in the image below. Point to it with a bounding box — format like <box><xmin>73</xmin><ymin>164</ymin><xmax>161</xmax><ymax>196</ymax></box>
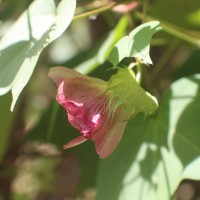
<box><xmin>157</xmin><ymin>19</ymin><xmax>200</xmax><ymax>46</ymax></box>
<box><xmin>135</xmin><ymin>11</ymin><xmax>200</xmax><ymax>46</ymax></box>
<box><xmin>73</xmin><ymin>0</ymin><xmax>142</xmax><ymax>21</ymax></box>
<box><xmin>129</xmin><ymin>61</ymin><xmax>142</xmax><ymax>84</ymax></box>
<box><xmin>136</xmin><ymin>62</ymin><xmax>142</xmax><ymax>84</ymax></box>
<box><xmin>73</xmin><ymin>2</ymin><xmax>116</xmax><ymax>21</ymax></box>
<box><xmin>142</xmin><ymin>0</ymin><xmax>148</xmax><ymax>22</ymax></box>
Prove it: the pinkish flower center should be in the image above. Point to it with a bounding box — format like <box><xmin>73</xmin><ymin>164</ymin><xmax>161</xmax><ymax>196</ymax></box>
<box><xmin>65</xmin><ymin>101</ymin><xmax>101</xmax><ymax>138</ymax></box>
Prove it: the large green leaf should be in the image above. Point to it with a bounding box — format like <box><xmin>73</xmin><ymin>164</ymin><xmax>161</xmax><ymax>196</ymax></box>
<box><xmin>0</xmin><ymin>0</ymin><xmax>76</xmax><ymax>111</ymax></box>
<box><xmin>96</xmin><ymin>74</ymin><xmax>200</xmax><ymax>200</ymax></box>
<box><xmin>108</xmin><ymin>21</ymin><xmax>162</xmax><ymax>67</ymax></box>
<box><xmin>173</xmin><ymin>76</ymin><xmax>200</xmax><ymax>179</ymax></box>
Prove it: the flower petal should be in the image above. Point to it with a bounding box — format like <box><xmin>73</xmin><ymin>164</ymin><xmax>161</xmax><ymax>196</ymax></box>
<box><xmin>63</xmin><ymin>136</ymin><xmax>87</xmax><ymax>149</ymax></box>
<box><xmin>58</xmin><ymin>78</ymin><xmax>106</xmax><ymax>106</ymax></box>
<box><xmin>48</xmin><ymin>66</ymin><xmax>106</xmax><ymax>86</ymax></box>
<box><xmin>48</xmin><ymin>67</ymin><xmax>85</xmax><ymax>86</ymax></box>
<box><xmin>56</xmin><ymin>78</ymin><xmax>108</xmax><ymax>136</ymax></box>
<box><xmin>95</xmin><ymin>121</ymin><xmax>127</xmax><ymax>159</ymax></box>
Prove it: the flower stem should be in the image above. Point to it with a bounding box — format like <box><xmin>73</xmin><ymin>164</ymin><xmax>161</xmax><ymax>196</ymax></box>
<box><xmin>136</xmin><ymin>62</ymin><xmax>142</xmax><ymax>84</ymax></box>
<box><xmin>134</xmin><ymin>11</ymin><xmax>200</xmax><ymax>46</ymax></box>
<box><xmin>156</xmin><ymin>19</ymin><xmax>200</xmax><ymax>46</ymax></box>
<box><xmin>142</xmin><ymin>0</ymin><xmax>149</xmax><ymax>22</ymax></box>
<box><xmin>73</xmin><ymin>0</ymin><xmax>141</xmax><ymax>21</ymax></box>
<box><xmin>73</xmin><ymin>2</ymin><xmax>116</xmax><ymax>21</ymax></box>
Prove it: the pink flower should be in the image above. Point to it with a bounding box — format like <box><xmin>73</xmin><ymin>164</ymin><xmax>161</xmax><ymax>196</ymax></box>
<box><xmin>112</xmin><ymin>2</ymin><xmax>138</xmax><ymax>14</ymax></box>
<box><xmin>49</xmin><ymin>67</ymin><xmax>157</xmax><ymax>158</ymax></box>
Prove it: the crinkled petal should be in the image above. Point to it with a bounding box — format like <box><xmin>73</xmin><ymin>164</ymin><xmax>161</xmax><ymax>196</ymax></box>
<box><xmin>95</xmin><ymin>121</ymin><xmax>127</xmax><ymax>159</ymax></box>
<box><xmin>56</xmin><ymin>78</ymin><xmax>107</xmax><ymax>113</ymax></box>
<box><xmin>57</xmin><ymin>79</ymin><xmax>108</xmax><ymax>137</ymax></box>
<box><xmin>63</xmin><ymin>136</ymin><xmax>87</xmax><ymax>149</ymax></box>
<box><xmin>59</xmin><ymin>78</ymin><xmax>106</xmax><ymax>106</ymax></box>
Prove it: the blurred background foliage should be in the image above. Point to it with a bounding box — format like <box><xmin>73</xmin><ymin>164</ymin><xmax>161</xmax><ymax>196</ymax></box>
<box><xmin>0</xmin><ymin>0</ymin><xmax>200</xmax><ymax>200</ymax></box>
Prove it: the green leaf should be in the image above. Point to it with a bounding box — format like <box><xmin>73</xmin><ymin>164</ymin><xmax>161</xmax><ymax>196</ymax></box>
<box><xmin>0</xmin><ymin>0</ymin><xmax>76</xmax><ymax>111</ymax></box>
<box><xmin>108</xmin><ymin>21</ymin><xmax>162</xmax><ymax>67</ymax></box>
<box><xmin>96</xmin><ymin>74</ymin><xmax>200</xmax><ymax>200</ymax></box>
<box><xmin>173</xmin><ymin>75</ymin><xmax>200</xmax><ymax>179</ymax></box>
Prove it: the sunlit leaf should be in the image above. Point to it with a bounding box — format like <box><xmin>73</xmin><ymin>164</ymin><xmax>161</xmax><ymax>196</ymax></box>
<box><xmin>96</xmin><ymin>74</ymin><xmax>200</xmax><ymax>200</ymax></box>
<box><xmin>0</xmin><ymin>0</ymin><xmax>76</xmax><ymax>111</ymax></box>
<box><xmin>173</xmin><ymin>75</ymin><xmax>200</xmax><ymax>179</ymax></box>
<box><xmin>108</xmin><ymin>21</ymin><xmax>162</xmax><ymax>67</ymax></box>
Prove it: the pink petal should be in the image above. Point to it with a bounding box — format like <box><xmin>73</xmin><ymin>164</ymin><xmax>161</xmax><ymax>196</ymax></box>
<box><xmin>113</xmin><ymin>2</ymin><xmax>138</xmax><ymax>13</ymax></box>
<box><xmin>89</xmin><ymin>100</ymin><xmax>126</xmax><ymax>158</ymax></box>
<box><xmin>95</xmin><ymin>121</ymin><xmax>127</xmax><ymax>159</ymax></box>
<box><xmin>63</xmin><ymin>136</ymin><xmax>87</xmax><ymax>149</ymax></box>
<box><xmin>48</xmin><ymin>66</ymin><xmax>105</xmax><ymax>86</ymax></box>
<box><xmin>56</xmin><ymin>78</ymin><xmax>108</xmax><ymax>136</ymax></box>
<box><xmin>58</xmin><ymin>78</ymin><xmax>106</xmax><ymax>106</ymax></box>
<box><xmin>48</xmin><ymin>67</ymin><xmax>84</xmax><ymax>86</ymax></box>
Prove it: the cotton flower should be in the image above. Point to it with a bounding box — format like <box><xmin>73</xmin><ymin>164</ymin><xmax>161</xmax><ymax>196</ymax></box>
<box><xmin>49</xmin><ymin>67</ymin><xmax>157</xmax><ymax>158</ymax></box>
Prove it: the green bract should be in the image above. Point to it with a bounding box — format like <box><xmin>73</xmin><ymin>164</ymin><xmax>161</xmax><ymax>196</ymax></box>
<box><xmin>108</xmin><ymin>67</ymin><xmax>158</xmax><ymax>119</ymax></box>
